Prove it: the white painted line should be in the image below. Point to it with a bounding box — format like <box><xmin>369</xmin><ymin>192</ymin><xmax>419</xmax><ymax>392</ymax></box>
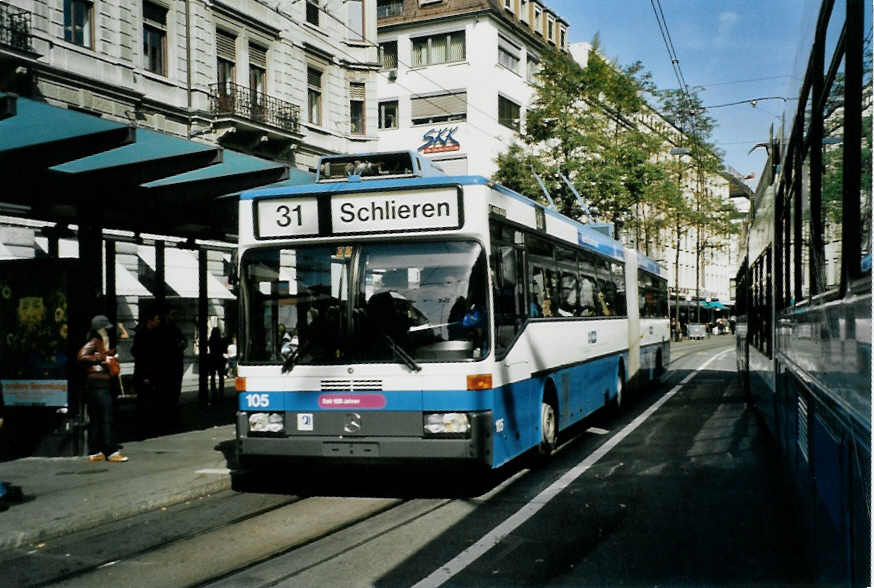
<box><xmin>195</xmin><ymin>468</ymin><xmax>230</xmax><ymax>475</ymax></box>
<box><xmin>586</xmin><ymin>427</ymin><xmax>610</xmax><ymax>435</ymax></box>
<box><xmin>413</xmin><ymin>348</ymin><xmax>732</xmax><ymax>588</ymax></box>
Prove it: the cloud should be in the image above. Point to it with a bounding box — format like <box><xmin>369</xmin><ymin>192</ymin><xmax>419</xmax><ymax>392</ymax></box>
<box><xmin>714</xmin><ymin>12</ymin><xmax>739</xmax><ymax>47</ymax></box>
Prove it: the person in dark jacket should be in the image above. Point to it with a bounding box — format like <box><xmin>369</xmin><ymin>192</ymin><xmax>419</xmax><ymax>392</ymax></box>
<box><xmin>158</xmin><ymin>307</ymin><xmax>185</xmax><ymax>433</ymax></box>
<box><xmin>78</xmin><ymin>315</ymin><xmax>128</xmax><ymax>463</ymax></box>
<box><xmin>132</xmin><ymin>306</ymin><xmax>163</xmax><ymax>439</ymax></box>
<box><xmin>207</xmin><ymin>327</ymin><xmax>227</xmax><ymax>404</ymax></box>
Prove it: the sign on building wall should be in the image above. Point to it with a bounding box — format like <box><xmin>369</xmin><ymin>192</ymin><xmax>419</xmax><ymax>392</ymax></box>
<box><xmin>418</xmin><ymin>127</ymin><xmax>460</xmax><ymax>154</ymax></box>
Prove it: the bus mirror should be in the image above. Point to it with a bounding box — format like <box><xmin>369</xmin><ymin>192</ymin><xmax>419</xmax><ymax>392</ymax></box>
<box><xmin>500</xmin><ymin>247</ymin><xmax>516</xmax><ymax>287</ymax></box>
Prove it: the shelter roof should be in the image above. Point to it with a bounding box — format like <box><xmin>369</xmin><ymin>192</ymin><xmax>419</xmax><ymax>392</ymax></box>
<box><xmin>0</xmin><ymin>93</ymin><xmax>316</xmax><ymax>241</ymax></box>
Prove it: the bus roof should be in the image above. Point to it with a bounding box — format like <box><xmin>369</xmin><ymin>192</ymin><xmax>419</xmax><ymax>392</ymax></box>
<box><xmin>239</xmin><ymin>172</ymin><xmax>674</xmax><ymax>268</ymax></box>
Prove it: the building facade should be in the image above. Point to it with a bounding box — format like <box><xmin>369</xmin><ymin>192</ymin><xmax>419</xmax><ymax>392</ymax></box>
<box><xmin>1</xmin><ymin>0</ymin><xmax>380</xmax><ymax>170</ymax></box>
<box><xmin>374</xmin><ymin>0</ymin><xmax>568</xmax><ymax>176</ymax></box>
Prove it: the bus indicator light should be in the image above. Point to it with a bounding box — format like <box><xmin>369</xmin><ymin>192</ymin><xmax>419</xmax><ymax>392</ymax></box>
<box><xmin>235</xmin><ymin>377</ymin><xmax>247</xmax><ymax>391</ymax></box>
<box><xmin>466</xmin><ymin>374</ymin><xmax>492</xmax><ymax>390</ymax></box>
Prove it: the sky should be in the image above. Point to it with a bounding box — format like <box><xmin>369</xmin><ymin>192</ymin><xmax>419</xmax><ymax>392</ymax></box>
<box><xmin>544</xmin><ymin>0</ymin><xmax>813</xmax><ymax>190</ymax></box>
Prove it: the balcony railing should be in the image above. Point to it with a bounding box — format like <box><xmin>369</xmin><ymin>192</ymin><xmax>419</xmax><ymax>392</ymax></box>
<box><xmin>0</xmin><ymin>2</ymin><xmax>33</xmax><ymax>52</ymax></box>
<box><xmin>377</xmin><ymin>0</ymin><xmax>403</xmax><ymax>19</ymax></box>
<box><xmin>209</xmin><ymin>82</ymin><xmax>300</xmax><ymax>135</ymax></box>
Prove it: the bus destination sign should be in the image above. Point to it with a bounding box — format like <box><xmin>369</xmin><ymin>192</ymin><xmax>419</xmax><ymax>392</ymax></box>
<box><xmin>256</xmin><ymin>197</ymin><xmax>319</xmax><ymax>238</ymax></box>
<box><xmin>331</xmin><ymin>189</ymin><xmax>460</xmax><ymax>234</ymax></box>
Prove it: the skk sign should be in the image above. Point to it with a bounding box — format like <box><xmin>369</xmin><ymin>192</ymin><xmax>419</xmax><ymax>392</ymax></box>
<box><xmin>418</xmin><ymin>127</ymin><xmax>460</xmax><ymax>154</ymax></box>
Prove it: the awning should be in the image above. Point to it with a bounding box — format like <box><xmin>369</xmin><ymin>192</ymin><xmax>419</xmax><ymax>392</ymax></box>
<box><xmin>0</xmin><ymin>93</ymin><xmax>134</xmax><ymax>174</ymax></box>
<box><xmin>50</xmin><ymin>127</ymin><xmax>222</xmax><ymax>186</ymax></box>
<box><xmin>34</xmin><ymin>237</ymin><xmax>152</xmax><ymax>297</ymax></box>
<box><xmin>0</xmin><ymin>94</ymin><xmax>290</xmax><ymax>240</ymax></box>
<box><xmin>137</xmin><ymin>245</ymin><xmax>235</xmax><ymax>300</ymax></box>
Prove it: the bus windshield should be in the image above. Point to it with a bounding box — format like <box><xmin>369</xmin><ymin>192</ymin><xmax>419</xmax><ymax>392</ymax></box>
<box><xmin>240</xmin><ymin>240</ymin><xmax>488</xmax><ymax>365</ymax></box>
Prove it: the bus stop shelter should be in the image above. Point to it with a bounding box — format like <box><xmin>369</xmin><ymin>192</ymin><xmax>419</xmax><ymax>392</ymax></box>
<box><xmin>0</xmin><ymin>93</ymin><xmax>313</xmax><ymax>456</ymax></box>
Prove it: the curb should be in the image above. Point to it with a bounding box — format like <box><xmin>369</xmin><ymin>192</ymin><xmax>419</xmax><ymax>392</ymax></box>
<box><xmin>0</xmin><ymin>474</ymin><xmax>231</xmax><ymax>552</ymax></box>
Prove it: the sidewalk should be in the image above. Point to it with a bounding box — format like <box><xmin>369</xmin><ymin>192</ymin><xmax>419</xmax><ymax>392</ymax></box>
<box><xmin>0</xmin><ymin>338</ymin><xmax>731</xmax><ymax>553</ymax></box>
<box><xmin>0</xmin><ymin>382</ymin><xmax>239</xmax><ymax>552</ymax></box>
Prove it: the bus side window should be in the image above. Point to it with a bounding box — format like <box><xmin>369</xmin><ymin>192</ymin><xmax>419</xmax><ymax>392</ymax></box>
<box><xmin>490</xmin><ymin>221</ymin><xmax>525</xmax><ymax>356</ymax></box>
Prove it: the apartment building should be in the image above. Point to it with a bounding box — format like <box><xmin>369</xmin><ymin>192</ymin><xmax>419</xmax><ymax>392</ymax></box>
<box><xmin>374</xmin><ymin>0</ymin><xmax>569</xmax><ymax>176</ymax></box>
<box><xmin>1</xmin><ymin>0</ymin><xmax>379</xmax><ymax>171</ymax></box>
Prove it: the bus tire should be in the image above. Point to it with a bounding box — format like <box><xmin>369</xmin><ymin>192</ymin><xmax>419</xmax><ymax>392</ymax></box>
<box><xmin>611</xmin><ymin>365</ymin><xmax>625</xmax><ymax>415</ymax></box>
<box><xmin>533</xmin><ymin>397</ymin><xmax>558</xmax><ymax>465</ymax></box>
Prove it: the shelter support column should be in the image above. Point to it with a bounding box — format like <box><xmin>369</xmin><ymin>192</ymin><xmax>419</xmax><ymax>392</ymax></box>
<box><xmin>155</xmin><ymin>240</ymin><xmax>166</xmax><ymax>308</ymax></box>
<box><xmin>105</xmin><ymin>240</ymin><xmax>117</xmax><ymax>348</ymax></box>
<box><xmin>198</xmin><ymin>247</ymin><xmax>208</xmax><ymax>406</ymax></box>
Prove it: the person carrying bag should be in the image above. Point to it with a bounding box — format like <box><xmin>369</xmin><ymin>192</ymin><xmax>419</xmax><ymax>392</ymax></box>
<box><xmin>78</xmin><ymin>315</ymin><xmax>128</xmax><ymax>463</ymax></box>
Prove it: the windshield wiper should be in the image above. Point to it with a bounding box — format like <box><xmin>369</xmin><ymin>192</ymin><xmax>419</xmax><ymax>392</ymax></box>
<box><xmin>381</xmin><ymin>332</ymin><xmax>422</xmax><ymax>372</ymax></box>
<box><xmin>281</xmin><ymin>340</ymin><xmax>311</xmax><ymax>374</ymax></box>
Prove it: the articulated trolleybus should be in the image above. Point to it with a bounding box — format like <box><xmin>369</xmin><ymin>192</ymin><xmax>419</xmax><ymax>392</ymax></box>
<box><xmin>235</xmin><ymin>151</ymin><xmax>668</xmax><ymax>470</ymax></box>
<box><xmin>735</xmin><ymin>0</ymin><xmax>870</xmax><ymax>584</ymax></box>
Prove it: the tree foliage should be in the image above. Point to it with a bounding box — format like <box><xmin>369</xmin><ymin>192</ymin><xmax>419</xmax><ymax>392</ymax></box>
<box><xmin>495</xmin><ymin>44</ymin><xmax>671</xmax><ymax>240</ymax></box>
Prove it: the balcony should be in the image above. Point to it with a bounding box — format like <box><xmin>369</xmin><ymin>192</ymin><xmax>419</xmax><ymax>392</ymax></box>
<box><xmin>209</xmin><ymin>82</ymin><xmax>300</xmax><ymax>135</ymax></box>
<box><xmin>0</xmin><ymin>2</ymin><xmax>33</xmax><ymax>53</ymax></box>
<box><xmin>377</xmin><ymin>0</ymin><xmax>403</xmax><ymax>19</ymax></box>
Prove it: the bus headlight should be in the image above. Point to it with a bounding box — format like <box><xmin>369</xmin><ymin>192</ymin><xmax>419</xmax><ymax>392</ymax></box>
<box><xmin>249</xmin><ymin>412</ymin><xmax>284</xmax><ymax>433</ymax></box>
<box><xmin>424</xmin><ymin>412</ymin><xmax>470</xmax><ymax>436</ymax></box>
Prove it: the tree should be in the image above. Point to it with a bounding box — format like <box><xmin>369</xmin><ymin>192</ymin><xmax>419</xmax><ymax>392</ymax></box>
<box><xmin>496</xmin><ymin>43</ymin><xmax>669</xmax><ymax>234</ymax></box>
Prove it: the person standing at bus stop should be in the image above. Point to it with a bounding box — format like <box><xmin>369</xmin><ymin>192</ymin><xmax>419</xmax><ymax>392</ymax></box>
<box><xmin>78</xmin><ymin>315</ymin><xmax>128</xmax><ymax>462</ymax></box>
<box><xmin>207</xmin><ymin>327</ymin><xmax>227</xmax><ymax>405</ymax></box>
<box><xmin>132</xmin><ymin>305</ymin><xmax>162</xmax><ymax>439</ymax></box>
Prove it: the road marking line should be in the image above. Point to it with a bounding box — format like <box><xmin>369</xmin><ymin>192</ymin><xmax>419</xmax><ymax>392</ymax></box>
<box><xmin>413</xmin><ymin>348</ymin><xmax>732</xmax><ymax>588</ymax></box>
<box><xmin>195</xmin><ymin>468</ymin><xmax>230</xmax><ymax>475</ymax></box>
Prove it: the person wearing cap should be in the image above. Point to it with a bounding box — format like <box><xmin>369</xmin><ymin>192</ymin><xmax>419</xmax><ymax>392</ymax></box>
<box><xmin>77</xmin><ymin>314</ymin><xmax>128</xmax><ymax>463</ymax></box>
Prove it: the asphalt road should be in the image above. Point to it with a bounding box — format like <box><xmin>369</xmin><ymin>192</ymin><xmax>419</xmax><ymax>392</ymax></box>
<box><xmin>1</xmin><ymin>337</ymin><xmax>807</xmax><ymax>587</ymax></box>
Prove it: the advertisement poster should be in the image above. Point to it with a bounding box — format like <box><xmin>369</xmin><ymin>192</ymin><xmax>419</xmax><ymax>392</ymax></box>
<box><xmin>0</xmin><ymin>259</ymin><xmax>76</xmax><ymax>407</ymax></box>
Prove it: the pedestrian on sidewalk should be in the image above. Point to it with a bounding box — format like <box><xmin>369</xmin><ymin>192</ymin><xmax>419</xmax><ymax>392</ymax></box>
<box><xmin>158</xmin><ymin>306</ymin><xmax>185</xmax><ymax>434</ymax></box>
<box><xmin>78</xmin><ymin>314</ymin><xmax>128</xmax><ymax>463</ymax></box>
<box><xmin>132</xmin><ymin>304</ymin><xmax>163</xmax><ymax>440</ymax></box>
<box><xmin>207</xmin><ymin>326</ymin><xmax>227</xmax><ymax>405</ymax></box>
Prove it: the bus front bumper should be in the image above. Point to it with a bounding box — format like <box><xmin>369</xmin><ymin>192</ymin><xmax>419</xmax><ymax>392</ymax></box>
<box><xmin>236</xmin><ymin>410</ymin><xmax>493</xmax><ymax>466</ymax></box>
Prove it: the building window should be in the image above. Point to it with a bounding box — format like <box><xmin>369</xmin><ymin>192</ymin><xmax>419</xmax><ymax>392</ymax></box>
<box><xmin>547</xmin><ymin>16</ymin><xmax>555</xmax><ymax>43</ymax></box>
<box><xmin>142</xmin><ymin>2</ymin><xmax>167</xmax><ymax>75</ymax></box>
<box><xmin>498</xmin><ymin>37</ymin><xmax>519</xmax><ymax>74</ymax></box>
<box><xmin>377</xmin><ymin>0</ymin><xmax>404</xmax><ymax>19</ymax></box>
<box><xmin>559</xmin><ymin>26</ymin><xmax>567</xmax><ymax>49</ymax></box>
<box><xmin>216</xmin><ymin>30</ymin><xmax>236</xmax><ymax>110</ymax></box>
<box><xmin>249</xmin><ymin>44</ymin><xmax>267</xmax><ymax>116</ymax></box>
<box><xmin>411</xmin><ymin>91</ymin><xmax>466</xmax><ymax>125</ymax></box>
<box><xmin>379</xmin><ymin>100</ymin><xmax>398</xmax><ymax>129</ymax></box>
<box><xmin>379</xmin><ymin>41</ymin><xmax>397</xmax><ymax>69</ymax></box>
<box><xmin>411</xmin><ymin>31</ymin><xmax>465</xmax><ymax>67</ymax></box>
<box><xmin>526</xmin><ymin>54</ymin><xmax>540</xmax><ymax>83</ymax></box>
<box><xmin>533</xmin><ymin>6</ymin><xmax>542</xmax><ymax>34</ymax></box>
<box><xmin>307</xmin><ymin>67</ymin><xmax>322</xmax><ymax>125</ymax></box>
<box><xmin>350</xmin><ymin>82</ymin><xmax>365</xmax><ymax>134</ymax></box>
<box><xmin>520</xmin><ymin>0</ymin><xmax>529</xmax><ymax>22</ymax></box>
<box><xmin>306</xmin><ymin>0</ymin><xmax>319</xmax><ymax>26</ymax></box>
<box><xmin>64</xmin><ymin>0</ymin><xmax>92</xmax><ymax>47</ymax></box>
<box><xmin>503</xmin><ymin>0</ymin><xmax>513</xmax><ymax>12</ymax></box>
<box><xmin>498</xmin><ymin>95</ymin><xmax>520</xmax><ymax>131</ymax></box>
<box><xmin>347</xmin><ymin>0</ymin><xmax>364</xmax><ymax>40</ymax></box>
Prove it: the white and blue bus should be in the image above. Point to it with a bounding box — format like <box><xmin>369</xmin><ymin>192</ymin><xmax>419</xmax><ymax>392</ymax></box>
<box><xmin>235</xmin><ymin>151</ymin><xmax>668</xmax><ymax>469</ymax></box>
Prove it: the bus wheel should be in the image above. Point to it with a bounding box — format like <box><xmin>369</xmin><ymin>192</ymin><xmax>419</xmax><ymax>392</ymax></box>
<box><xmin>536</xmin><ymin>400</ymin><xmax>558</xmax><ymax>460</ymax></box>
<box><xmin>611</xmin><ymin>366</ymin><xmax>625</xmax><ymax>415</ymax></box>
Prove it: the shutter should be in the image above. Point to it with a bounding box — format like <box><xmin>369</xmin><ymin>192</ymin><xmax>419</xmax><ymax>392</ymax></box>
<box><xmin>350</xmin><ymin>82</ymin><xmax>365</xmax><ymax>100</ymax></box>
<box><xmin>217</xmin><ymin>31</ymin><xmax>236</xmax><ymax>61</ymax></box>
<box><xmin>411</xmin><ymin>91</ymin><xmax>466</xmax><ymax>119</ymax></box>
<box><xmin>249</xmin><ymin>44</ymin><xmax>267</xmax><ymax>69</ymax></box>
<box><xmin>308</xmin><ymin>67</ymin><xmax>322</xmax><ymax>88</ymax></box>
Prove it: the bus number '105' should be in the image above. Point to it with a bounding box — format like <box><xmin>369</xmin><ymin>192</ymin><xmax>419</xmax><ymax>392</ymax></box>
<box><xmin>246</xmin><ymin>393</ymin><xmax>270</xmax><ymax>408</ymax></box>
<box><xmin>276</xmin><ymin>204</ymin><xmax>302</xmax><ymax>227</ymax></box>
